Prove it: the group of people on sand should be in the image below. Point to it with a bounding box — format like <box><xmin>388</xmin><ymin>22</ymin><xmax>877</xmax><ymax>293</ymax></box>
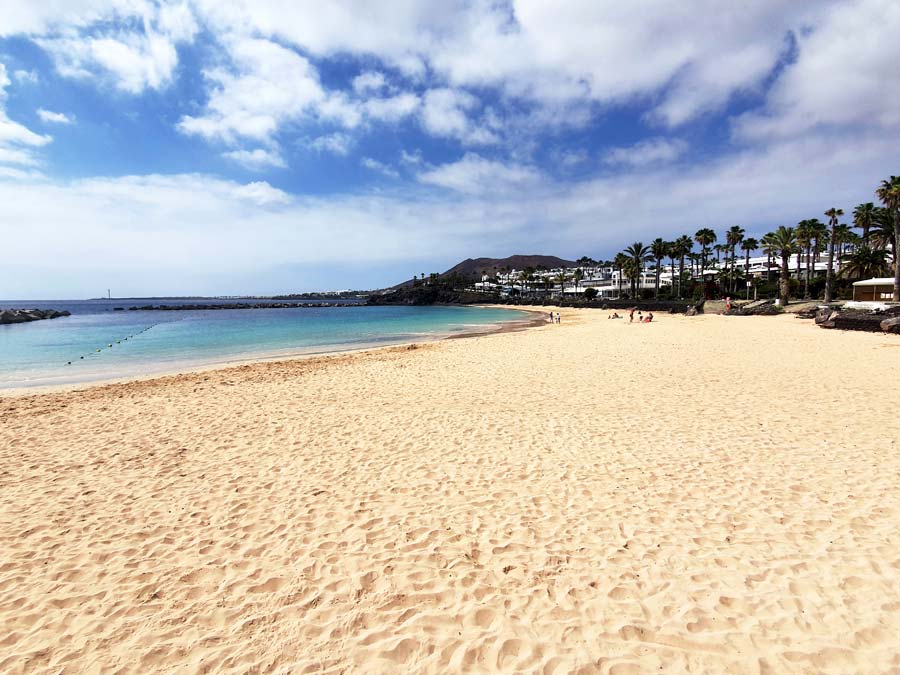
<box><xmin>548</xmin><ymin>311</ymin><xmax>561</xmax><ymax>324</ymax></box>
<box><xmin>607</xmin><ymin>308</ymin><xmax>653</xmax><ymax>324</ymax></box>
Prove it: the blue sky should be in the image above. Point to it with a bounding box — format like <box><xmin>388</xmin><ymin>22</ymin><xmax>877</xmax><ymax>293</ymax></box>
<box><xmin>1</xmin><ymin>1</ymin><xmax>898</xmax><ymax>298</ymax></box>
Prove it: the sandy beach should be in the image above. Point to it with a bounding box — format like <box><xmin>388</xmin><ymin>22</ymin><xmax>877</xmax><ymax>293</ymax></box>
<box><xmin>1</xmin><ymin>310</ymin><xmax>899</xmax><ymax>674</ymax></box>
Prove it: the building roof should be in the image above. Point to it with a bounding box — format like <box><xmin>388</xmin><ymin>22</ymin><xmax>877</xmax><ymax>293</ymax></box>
<box><xmin>852</xmin><ymin>277</ymin><xmax>895</xmax><ymax>286</ymax></box>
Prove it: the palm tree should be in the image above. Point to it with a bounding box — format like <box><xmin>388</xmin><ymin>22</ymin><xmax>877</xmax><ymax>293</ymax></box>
<box><xmin>713</xmin><ymin>243</ymin><xmax>725</xmax><ymax>265</ymax></box>
<box><xmin>694</xmin><ymin>228</ymin><xmax>716</xmax><ymax>297</ymax></box>
<box><xmin>853</xmin><ymin>202</ymin><xmax>877</xmax><ymax>244</ymax></box>
<box><xmin>875</xmin><ymin>176</ymin><xmax>900</xmax><ymax>302</ymax></box>
<box><xmin>622</xmin><ymin>242</ymin><xmax>651</xmax><ymax>299</ymax></box>
<box><xmin>674</xmin><ymin>235</ymin><xmax>693</xmax><ymax>299</ymax></box>
<box><xmin>740</xmin><ymin>237</ymin><xmax>759</xmax><ymax>299</ymax></box>
<box><xmin>795</xmin><ymin>220</ymin><xmax>813</xmax><ymax>297</ymax></box>
<box><xmin>726</xmin><ymin>226</ymin><xmax>745</xmax><ymax>294</ymax></box>
<box><xmin>835</xmin><ymin>225</ymin><xmax>859</xmax><ymax>257</ymax></box>
<box><xmin>823</xmin><ymin>207</ymin><xmax>844</xmax><ymax>303</ymax></box>
<box><xmin>573</xmin><ymin>268</ymin><xmax>585</xmax><ymax>294</ymax></box>
<box><xmin>518</xmin><ymin>269</ymin><xmax>533</xmax><ymax>296</ymax></box>
<box><xmin>613</xmin><ymin>253</ymin><xmax>628</xmax><ymax>299</ymax></box>
<box><xmin>667</xmin><ymin>243</ymin><xmax>678</xmax><ymax>299</ymax></box>
<box><xmin>555</xmin><ymin>268</ymin><xmax>569</xmax><ymax>297</ymax></box>
<box><xmin>840</xmin><ymin>246</ymin><xmax>890</xmax><ymax>281</ymax></box>
<box><xmin>768</xmin><ymin>226</ymin><xmax>797</xmax><ymax>306</ymax></box>
<box><xmin>650</xmin><ymin>238</ymin><xmax>668</xmax><ymax>299</ymax></box>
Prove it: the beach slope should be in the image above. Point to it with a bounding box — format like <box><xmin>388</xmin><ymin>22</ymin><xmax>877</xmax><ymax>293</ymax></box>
<box><xmin>1</xmin><ymin>312</ymin><xmax>899</xmax><ymax>673</ymax></box>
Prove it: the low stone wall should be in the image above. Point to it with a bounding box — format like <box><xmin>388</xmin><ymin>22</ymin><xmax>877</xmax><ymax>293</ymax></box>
<box><xmin>0</xmin><ymin>308</ymin><xmax>71</xmax><ymax>325</ymax></box>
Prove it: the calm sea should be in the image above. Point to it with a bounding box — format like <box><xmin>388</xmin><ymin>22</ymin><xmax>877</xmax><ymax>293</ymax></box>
<box><xmin>0</xmin><ymin>298</ymin><xmax>529</xmax><ymax>389</ymax></box>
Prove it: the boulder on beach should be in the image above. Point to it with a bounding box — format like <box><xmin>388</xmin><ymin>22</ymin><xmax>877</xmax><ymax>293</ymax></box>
<box><xmin>881</xmin><ymin>316</ymin><xmax>900</xmax><ymax>334</ymax></box>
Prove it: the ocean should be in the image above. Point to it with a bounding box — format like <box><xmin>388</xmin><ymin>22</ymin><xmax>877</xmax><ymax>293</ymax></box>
<box><xmin>0</xmin><ymin>298</ymin><xmax>530</xmax><ymax>389</ymax></box>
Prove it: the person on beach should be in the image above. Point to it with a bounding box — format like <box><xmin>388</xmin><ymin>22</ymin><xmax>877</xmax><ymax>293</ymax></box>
<box><xmin>645</xmin><ymin>312</ymin><xmax>654</xmax><ymax>323</ymax></box>
<box><xmin>637</xmin><ymin>311</ymin><xmax>643</xmax><ymax>322</ymax></box>
<box><xmin>548</xmin><ymin>311</ymin><xmax>554</xmax><ymax>323</ymax></box>
<box><xmin>629</xmin><ymin>308</ymin><xmax>635</xmax><ymax>323</ymax></box>
<box><xmin>555</xmin><ymin>312</ymin><xmax>561</xmax><ymax>324</ymax></box>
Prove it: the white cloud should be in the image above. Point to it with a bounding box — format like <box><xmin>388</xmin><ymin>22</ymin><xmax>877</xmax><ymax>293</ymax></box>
<box><xmin>604</xmin><ymin>138</ymin><xmax>687</xmax><ymax>167</ymax></box>
<box><xmin>222</xmin><ymin>147</ymin><xmax>287</xmax><ymax>170</ymax></box>
<box><xmin>0</xmin><ymin>63</ymin><xmax>52</xmax><ymax>172</ymax></box>
<box><xmin>418</xmin><ymin>153</ymin><xmax>543</xmax><ymax>194</ymax></box>
<box><xmin>364</xmin><ymin>93</ymin><xmax>420</xmax><ymax>123</ymax></box>
<box><xmin>178</xmin><ymin>38</ymin><xmax>356</xmax><ymax>147</ymax></box>
<box><xmin>37</xmin><ymin>109</ymin><xmax>72</xmax><ymax>124</ymax></box>
<box><xmin>399</xmin><ymin>149</ymin><xmax>423</xmax><ymax>165</ymax></box>
<box><xmin>421</xmin><ymin>88</ymin><xmax>498</xmax><ymax>145</ymax></box>
<box><xmin>360</xmin><ymin>157</ymin><xmax>399</xmax><ymax>178</ymax></box>
<box><xmin>734</xmin><ymin>0</ymin><xmax>900</xmax><ymax>140</ymax></box>
<box><xmin>234</xmin><ymin>180</ymin><xmax>291</xmax><ymax>205</ymax></box>
<box><xmin>352</xmin><ymin>71</ymin><xmax>387</xmax><ymax>94</ymax></box>
<box><xmin>13</xmin><ymin>69</ymin><xmax>39</xmax><ymax>84</ymax></box>
<box><xmin>557</xmin><ymin>148</ymin><xmax>589</xmax><ymax>168</ymax></box>
<box><xmin>35</xmin><ymin>2</ymin><xmax>198</xmax><ymax>94</ymax></box>
<box><xmin>308</xmin><ymin>132</ymin><xmax>353</xmax><ymax>156</ymax></box>
<box><xmin>0</xmin><ymin>147</ymin><xmax>40</xmax><ymax>166</ymax></box>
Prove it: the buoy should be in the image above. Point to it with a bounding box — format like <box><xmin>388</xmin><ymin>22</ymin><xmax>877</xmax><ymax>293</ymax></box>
<box><xmin>80</xmin><ymin>356</ymin><xmax>84</xmax><ymax>359</ymax></box>
<box><xmin>97</xmin><ymin>349</ymin><xmax>101</xmax><ymax>352</ymax></box>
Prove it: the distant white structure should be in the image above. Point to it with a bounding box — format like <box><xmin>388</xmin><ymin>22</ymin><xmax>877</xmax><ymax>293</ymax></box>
<box><xmin>852</xmin><ymin>278</ymin><xmax>895</xmax><ymax>301</ymax></box>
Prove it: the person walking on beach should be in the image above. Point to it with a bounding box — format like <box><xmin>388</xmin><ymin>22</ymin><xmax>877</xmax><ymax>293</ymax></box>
<box><xmin>555</xmin><ymin>311</ymin><xmax>561</xmax><ymax>324</ymax></box>
<box><xmin>629</xmin><ymin>308</ymin><xmax>635</xmax><ymax>323</ymax></box>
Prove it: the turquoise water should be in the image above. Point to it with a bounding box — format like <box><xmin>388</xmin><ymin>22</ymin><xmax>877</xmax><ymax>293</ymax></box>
<box><xmin>0</xmin><ymin>299</ymin><xmax>529</xmax><ymax>389</ymax></box>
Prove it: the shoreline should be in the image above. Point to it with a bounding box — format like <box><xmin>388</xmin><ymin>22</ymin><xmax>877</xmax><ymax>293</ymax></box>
<box><xmin>0</xmin><ymin>306</ymin><xmax>547</xmax><ymax>398</ymax></box>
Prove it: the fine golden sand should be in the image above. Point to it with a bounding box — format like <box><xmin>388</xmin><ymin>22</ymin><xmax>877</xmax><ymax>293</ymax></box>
<box><xmin>1</xmin><ymin>310</ymin><xmax>899</xmax><ymax>674</ymax></box>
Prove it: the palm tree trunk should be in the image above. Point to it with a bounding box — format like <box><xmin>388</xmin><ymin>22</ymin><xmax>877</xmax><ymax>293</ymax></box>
<box><xmin>825</xmin><ymin>223</ymin><xmax>836</xmax><ymax>303</ymax></box>
<box><xmin>745</xmin><ymin>249</ymin><xmax>751</xmax><ymax>299</ymax></box>
<box><xmin>730</xmin><ymin>247</ymin><xmax>735</xmax><ymax>294</ymax></box>
<box><xmin>893</xmin><ymin>209</ymin><xmax>900</xmax><ymax>302</ymax></box>
<box><xmin>678</xmin><ymin>256</ymin><xmax>684</xmax><ymax>299</ymax></box>
<box><xmin>780</xmin><ymin>254</ymin><xmax>790</xmax><ymax>306</ymax></box>
<box><xmin>804</xmin><ymin>243</ymin><xmax>812</xmax><ymax>298</ymax></box>
<box><xmin>699</xmin><ymin>251</ymin><xmax>706</xmax><ymax>299</ymax></box>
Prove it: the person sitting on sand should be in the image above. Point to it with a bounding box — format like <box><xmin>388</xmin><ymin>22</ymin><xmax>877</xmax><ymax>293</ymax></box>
<box><xmin>629</xmin><ymin>309</ymin><xmax>635</xmax><ymax>323</ymax></box>
<box><xmin>645</xmin><ymin>312</ymin><xmax>653</xmax><ymax>323</ymax></box>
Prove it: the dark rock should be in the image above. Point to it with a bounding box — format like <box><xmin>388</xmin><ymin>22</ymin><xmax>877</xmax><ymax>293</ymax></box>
<box><xmin>0</xmin><ymin>308</ymin><xmax>70</xmax><ymax>325</ymax></box>
<box><xmin>880</xmin><ymin>316</ymin><xmax>900</xmax><ymax>334</ymax></box>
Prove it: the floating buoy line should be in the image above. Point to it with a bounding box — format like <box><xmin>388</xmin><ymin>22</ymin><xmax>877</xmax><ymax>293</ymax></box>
<box><xmin>64</xmin><ymin>320</ymin><xmax>181</xmax><ymax>365</ymax></box>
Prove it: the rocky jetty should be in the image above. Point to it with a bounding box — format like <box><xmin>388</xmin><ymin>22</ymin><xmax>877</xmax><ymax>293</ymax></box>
<box><xmin>367</xmin><ymin>287</ymin><xmax>488</xmax><ymax>305</ymax></box>
<box><xmin>127</xmin><ymin>302</ymin><xmax>352</xmax><ymax>311</ymax></box>
<box><xmin>0</xmin><ymin>308</ymin><xmax>71</xmax><ymax>325</ymax></box>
